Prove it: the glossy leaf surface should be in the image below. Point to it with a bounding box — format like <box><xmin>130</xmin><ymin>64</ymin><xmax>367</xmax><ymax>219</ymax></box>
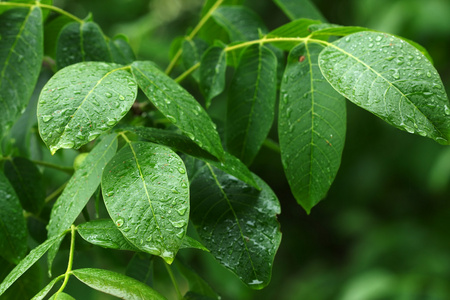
<box><xmin>38</xmin><ymin>62</ymin><xmax>137</xmax><ymax>153</ymax></box>
<box><xmin>319</xmin><ymin>32</ymin><xmax>450</xmax><ymax>144</ymax></box>
<box><xmin>49</xmin><ymin>292</ymin><xmax>75</xmax><ymax>300</ymax></box>
<box><xmin>182</xmin><ymin>38</ymin><xmax>208</xmax><ymax>82</ymax></box>
<box><xmin>279</xmin><ymin>42</ymin><xmax>346</xmax><ymax>213</ymax></box>
<box><xmin>109</xmin><ymin>35</ymin><xmax>136</xmax><ymax>65</ymax></box>
<box><xmin>31</xmin><ymin>276</ymin><xmax>61</xmax><ymax>300</ymax></box>
<box><xmin>72</xmin><ymin>268</ymin><xmax>167</xmax><ymax>300</ymax></box>
<box><xmin>131</xmin><ymin>61</ymin><xmax>225</xmax><ymax>160</ymax></box>
<box><xmin>226</xmin><ymin>44</ymin><xmax>277</xmax><ymax>165</ymax></box>
<box><xmin>200</xmin><ymin>45</ymin><xmax>227</xmax><ymax>108</ymax></box>
<box><xmin>0</xmin><ymin>6</ymin><xmax>43</xmax><ymax>140</ymax></box>
<box><xmin>189</xmin><ymin>161</ymin><xmax>281</xmax><ymax>289</ymax></box>
<box><xmin>102</xmin><ymin>141</ymin><xmax>189</xmax><ymax>264</ymax></box>
<box><xmin>273</xmin><ymin>0</ymin><xmax>326</xmax><ymax>22</ymax></box>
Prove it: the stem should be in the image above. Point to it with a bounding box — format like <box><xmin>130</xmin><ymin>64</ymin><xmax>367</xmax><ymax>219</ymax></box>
<box><xmin>0</xmin><ymin>2</ymin><xmax>83</xmax><ymax>23</ymax></box>
<box><xmin>175</xmin><ymin>62</ymin><xmax>200</xmax><ymax>83</ymax></box>
<box><xmin>32</xmin><ymin>160</ymin><xmax>74</xmax><ymax>174</ymax></box>
<box><xmin>119</xmin><ymin>131</ymin><xmax>132</xmax><ymax>144</ymax></box>
<box><xmin>45</xmin><ymin>181</ymin><xmax>69</xmax><ymax>203</ymax></box>
<box><xmin>54</xmin><ymin>225</ymin><xmax>76</xmax><ymax>296</ymax></box>
<box><xmin>263</xmin><ymin>138</ymin><xmax>281</xmax><ymax>154</ymax></box>
<box><xmin>164</xmin><ymin>261</ymin><xmax>182</xmax><ymax>300</ymax></box>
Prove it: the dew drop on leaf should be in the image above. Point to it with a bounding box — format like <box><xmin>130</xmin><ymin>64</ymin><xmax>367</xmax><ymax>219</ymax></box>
<box><xmin>105</xmin><ymin>92</ymin><xmax>112</xmax><ymax>98</ymax></box>
<box><xmin>177</xmin><ymin>167</ymin><xmax>186</xmax><ymax>174</ymax></box>
<box><xmin>116</xmin><ymin>219</ymin><xmax>124</xmax><ymax>227</ymax></box>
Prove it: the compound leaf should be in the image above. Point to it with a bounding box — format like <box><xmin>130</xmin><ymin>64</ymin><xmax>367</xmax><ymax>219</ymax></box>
<box><xmin>200</xmin><ymin>45</ymin><xmax>227</xmax><ymax>108</ymax></box>
<box><xmin>279</xmin><ymin>42</ymin><xmax>346</xmax><ymax>213</ymax></box>
<box><xmin>319</xmin><ymin>32</ymin><xmax>450</xmax><ymax>144</ymax></box>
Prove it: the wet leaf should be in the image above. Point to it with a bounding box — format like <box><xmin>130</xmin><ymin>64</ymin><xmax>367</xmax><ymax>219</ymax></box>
<box><xmin>72</xmin><ymin>268</ymin><xmax>166</xmax><ymax>300</ymax></box>
<box><xmin>279</xmin><ymin>42</ymin><xmax>346</xmax><ymax>213</ymax></box>
<box><xmin>319</xmin><ymin>32</ymin><xmax>450</xmax><ymax>144</ymax></box>
<box><xmin>109</xmin><ymin>34</ymin><xmax>136</xmax><ymax>65</ymax></box>
<box><xmin>182</xmin><ymin>38</ymin><xmax>209</xmax><ymax>82</ymax></box>
<box><xmin>273</xmin><ymin>0</ymin><xmax>326</xmax><ymax>22</ymax></box>
<box><xmin>267</xmin><ymin>19</ymin><xmax>322</xmax><ymax>51</ymax></box>
<box><xmin>0</xmin><ymin>6</ymin><xmax>43</xmax><ymax>140</ymax></box>
<box><xmin>31</xmin><ymin>276</ymin><xmax>61</xmax><ymax>300</ymax></box>
<box><xmin>1</xmin><ymin>262</ymin><xmax>41</xmax><ymax>300</ymax></box>
<box><xmin>188</xmin><ymin>160</ymin><xmax>281</xmax><ymax>289</ymax></box>
<box><xmin>226</xmin><ymin>44</ymin><xmax>277</xmax><ymax>165</ymax></box>
<box><xmin>180</xmin><ymin>236</ymin><xmax>209</xmax><ymax>252</ymax></box>
<box><xmin>125</xmin><ymin>253</ymin><xmax>154</xmax><ymax>287</ymax></box>
<box><xmin>199</xmin><ymin>45</ymin><xmax>227</xmax><ymax>108</ymax></box>
<box><xmin>37</xmin><ymin>62</ymin><xmax>137</xmax><ymax>153</ymax></box>
<box><xmin>176</xmin><ymin>261</ymin><xmax>219</xmax><ymax>299</ymax></box>
<box><xmin>131</xmin><ymin>61</ymin><xmax>225</xmax><ymax>160</ymax></box>
<box><xmin>102</xmin><ymin>141</ymin><xmax>189</xmax><ymax>264</ymax></box>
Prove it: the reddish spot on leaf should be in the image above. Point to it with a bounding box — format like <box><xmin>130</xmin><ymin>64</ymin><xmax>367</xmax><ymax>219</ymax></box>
<box><xmin>299</xmin><ymin>56</ymin><xmax>305</xmax><ymax>63</ymax></box>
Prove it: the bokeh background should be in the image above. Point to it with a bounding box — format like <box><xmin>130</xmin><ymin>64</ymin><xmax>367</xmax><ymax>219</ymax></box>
<box><xmin>21</xmin><ymin>0</ymin><xmax>450</xmax><ymax>299</ymax></box>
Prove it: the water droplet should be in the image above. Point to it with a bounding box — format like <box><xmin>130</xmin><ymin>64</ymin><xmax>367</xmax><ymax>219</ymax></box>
<box><xmin>105</xmin><ymin>92</ymin><xmax>112</xmax><ymax>98</ymax></box>
<box><xmin>116</xmin><ymin>219</ymin><xmax>124</xmax><ymax>227</ymax></box>
<box><xmin>176</xmin><ymin>230</ymin><xmax>184</xmax><ymax>239</ymax></box>
<box><xmin>178</xmin><ymin>167</ymin><xmax>186</xmax><ymax>174</ymax></box>
<box><xmin>426</xmin><ymin>72</ymin><xmax>432</xmax><ymax>78</ymax></box>
<box><xmin>60</xmin><ymin>141</ymin><xmax>75</xmax><ymax>148</ymax></box>
<box><xmin>181</xmin><ymin>182</ymin><xmax>188</xmax><ymax>188</ymax></box>
<box><xmin>42</xmin><ymin>115</ymin><xmax>53</xmax><ymax>122</ymax></box>
<box><xmin>106</xmin><ymin>118</ymin><xmax>116</xmax><ymax>126</ymax></box>
<box><xmin>423</xmin><ymin>92</ymin><xmax>433</xmax><ymax>97</ymax></box>
<box><xmin>375</xmin><ymin>36</ymin><xmax>382</xmax><ymax>42</ymax></box>
<box><xmin>171</xmin><ymin>220</ymin><xmax>186</xmax><ymax>228</ymax></box>
<box><xmin>176</xmin><ymin>207</ymin><xmax>187</xmax><ymax>216</ymax></box>
<box><xmin>345</xmin><ymin>36</ymin><xmax>350</xmax><ymax>42</ymax></box>
<box><xmin>368</xmin><ymin>43</ymin><xmax>373</xmax><ymax>48</ymax></box>
<box><xmin>444</xmin><ymin>105</ymin><xmax>450</xmax><ymax>115</ymax></box>
<box><xmin>146</xmin><ymin>236</ymin><xmax>152</xmax><ymax>242</ymax></box>
<box><xmin>167</xmin><ymin>115</ymin><xmax>177</xmax><ymax>123</ymax></box>
<box><xmin>119</xmin><ymin>95</ymin><xmax>125</xmax><ymax>101</ymax></box>
<box><xmin>88</xmin><ymin>132</ymin><xmax>101</xmax><ymax>141</ymax></box>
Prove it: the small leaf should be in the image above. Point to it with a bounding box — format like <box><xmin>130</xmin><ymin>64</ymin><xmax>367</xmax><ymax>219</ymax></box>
<box><xmin>273</xmin><ymin>0</ymin><xmax>326</xmax><ymax>22</ymax></box>
<box><xmin>102</xmin><ymin>141</ymin><xmax>189</xmax><ymax>264</ymax></box>
<box><xmin>188</xmin><ymin>160</ymin><xmax>281</xmax><ymax>289</ymax></box>
<box><xmin>226</xmin><ymin>44</ymin><xmax>277</xmax><ymax>165</ymax></box>
<box><xmin>176</xmin><ymin>261</ymin><xmax>219</xmax><ymax>300</ymax></box>
<box><xmin>31</xmin><ymin>276</ymin><xmax>62</xmax><ymax>300</ymax></box>
<box><xmin>279</xmin><ymin>42</ymin><xmax>346</xmax><ymax>213</ymax></box>
<box><xmin>49</xmin><ymin>292</ymin><xmax>75</xmax><ymax>300</ymax></box>
<box><xmin>55</xmin><ymin>21</ymin><xmax>111</xmax><ymax>69</ymax></box>
<box><xmin>4</xmin><ymin>157</ymin><xmax>45</xmax><ymax>214</ymax></box>
<box><xmin>0</xmin><ymin>171</ymin><xmax>27</xmax><ymax>264</ymax></box>
<box><xmin>200</xmin><ymin>45</ymin><xmax>227</xmax><ymax>108</ymax></box>
<box><xmin>37</xmin><ymin>62</ymin><xmax>137</xmax><ymax>153</ymax></box>
<box><xmin>1</xmin><ymin>259</ymin><xmax>41</xmax><ymax>300</ymax></box>
<box><xmin>180</xmin><ymin>236</ymin><xmax>209</xmax><ymax>252</ymax></box>
<box><xmin>319</xmin><ymin>32</ymin><xmax>450</xmax><ymax>144</ymax></box>
<box><xmin>267</xmin><ymin>18</ymin><xmax>322</xmax><ymax>51</ymax></box>
<box><xmin>125</xmin><ymin>253</ymin><xmax>154</xmax><ymax>287</ymax></box>
<box><xmin>109</xmin><ymin>34</ymin><xmax>136</xmax><ymax>65</ymax></box>
<box><xmin>131</xmin><ymin>61</ymin><xmax>225</xmax><ymax>160</ymax></box>
<box><xmin>182</xmin><ymin>38</ymin><xmax>209</xmax><ymax>82</ymax></box>
<box><xmin>43</xmin><ymin>15</ymin><xmax>72</xmax><ymax>57</ymax></box>
<box><xmin>47</xmin><ymin>134</ymin><xmax>118</xmax><ymax>270</ymax></box>
<box><xmin>0</xmin><ymin>6</ymin><xmax>43</xmax><ymax>140</ymax></box>
<box><xmin>72</xmin><ymin>268</ymin><xmax>167</xmax><ymax>300</ymax></box>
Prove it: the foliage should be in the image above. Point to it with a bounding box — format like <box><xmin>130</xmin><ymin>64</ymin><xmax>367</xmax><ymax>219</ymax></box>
<box><xmin>0</xmin><ymin>0</ymin><xmax>449</xmax><ymax>299</ymax></box>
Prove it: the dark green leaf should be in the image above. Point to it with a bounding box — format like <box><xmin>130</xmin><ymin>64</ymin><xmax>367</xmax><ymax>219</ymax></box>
<box><xmin>279</xmin><ymin>42</ymin><xmax>346</xmax><ymax>213</ymax></box>
<box><xmin>1</xmin><ymin>259</ymin><xmax>41</xmax><ymax>300</ymax></box>
<box><xmin>180</xmin><ymin>236</ymin><xmax>209</xmax><ymax>252</ymax></box>
<box><xmin>4</xmin><ymin>157</ymin><xmax>45</xmax><ymax>214</ymax></box>
<box><xmin>184</xmin><ymin>292</ymin><xmax>218</xmax><ymax>300</ymax></box>
<box><xmin>319</xmin><ymin>32</ymin><xmax>450</xmax><ymax>144</ymax></box>
<box><xmin>55</xmin><ymin>21</ymin><xmax>111</xmax><ymax>69</ymax></box>
<box><xmin>125</xmin><ymin>253</ymin><xmax>154</xmax><ymax>287</ymax></box>
<box><xmin>199</xmin><ymin>45</ymin><xmax>227</xmax><ymax>108</ymax></box>
<box><xmin>131</xmin><ymin>61</ymin><xmax>225</xmax><ymax>160</ymax></box>
<box><xmin>273</xmin><ymin>0</ymin><xmax>326</xmax><ymax>22</ymax></box>
<box><xmin>0</xmin><ymin>6</ymin><xmax>43</xmax><ymax>140</ymax></box>
<box><xmin>47</xmin><ymin>134</ymin><xmax>118</xmax><ymax>269</ymax></box>
<box><xmin>226</xmin><ymin>44</ymin><xmax>277</xmax><ymax>165</ymax></box>
<box><xmin>31</xmin><ymin>276</ymin><xmax>62</xmax><ymax>300</ymax></box>
<box><xmin>176</xmin><ymin>261</ymin><xmax>219</xmax><ymax>300</ymax></box>
<box><xmin>0</xmin><ymin>171</ymin><xmax>27</xmax><ymax>264</ymax></box>
<box><xmin>102</xmin><ymin>141</ymin><xmax>189</xmax><ymax>264</ymax></box>
<box><xmin>109</xmin><ymin>34</ymin><xmax>136</xmax><ymax>65</ymax></box>
<box><xmin>266</xmin><ymin>19</ymin><xmax>322</xmax><ymax>51</ymax></box>
<box><xmin>182</xmin><ymin>38</ymin><xmax>209</xmax><ymax>82</ymax></box>
<box><xmin>37</xmin><ymin>62</ymin><xmax>137</xmax><ymax>153</ymax></box>
<box><xmin>43</xmin><ymin>15</ymin><xmax>72</xmax><ymax>57</ymax></box>
<box><xmin>188</xmin><ymin>161</ymin><xmax>281</xmax><ymax>289</ymax></box>
<box><xmin>124</xmin><ymin>126</ymin><xmax>259</xmax><ymax>188</ymax></box>
<box><xmin>72</xmin><ymin>268</ymin><xmax>167</xmax><ymax>300</ymax></box>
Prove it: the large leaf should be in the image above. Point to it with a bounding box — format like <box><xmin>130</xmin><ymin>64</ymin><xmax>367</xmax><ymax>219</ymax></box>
<box><xmin>47</xmin><ymin>134</ymin><xmax>118</xmax><ymax>269</ymax></box>
<box><xmin>102</xmin><ymin>141</ymin><xmax>189</xmax><ymax>264</ymax></box>
<box><xmin>199</xmin><ymin>45</ymin><xmax>227</xmax><ymax>108</ymax></box>
<box><xmin>0</xmin><ymin>6</ymin><xmax>43</xmax><ymax>140</ymax></box>
<box><xmin>273</xmin><ymin>0</ymin><xmax>326</xmax><ymax>22</ymax></box>
<box><xmin>266</xmin><ymin>18</ymin><xmax>322</xmax><ymax>51</ymax></box>
<box><xmin>319</xmin><ymin>32</ymin><xmax>450</xmax><ymax>144</ymax></box>
<box><xmin>0</xmin><ymin>171</ymin><xmax>27</xmax><ymax>264</ymax></box>
<box><xmin>72</xmin><ymin>268</ymin><xmax>166</xmax><ymax>300</ymax></box>
<box><xmin>37</xmin><ymin>62</ymin><xmax>137</xmax><ymax>154</ymax></box>
<box><xmin>4</xmin><ymin>157</ymin><xmax>45</xmax><ymax>214</ymax></box>
<box><xmin>188</xmin><ymin>160</ymin><xmax>281</xmax><ymax>289</ymax></box>
<box><xmin>131</xmin><ymin>61</ymin><xmax>225</xmax><ymax>160</ymax></box>
<box><xmin>226</xmin><ymin>44</ymin><xmax>277</xmax><ymax>165</ymax></box>
<box><xmin>279</xmin><ymin>42</ymin><xmax>346</xmax><ymax>213</ymax></box>
<box><xmin>125</xmin><ymin>126</ymin><xmax>259</xmax><ymax>188</ymax></box>
<box><xmin>55</xmin><ymin>21</ymin><xmax>111</xmax><ymax>69</ymax></box>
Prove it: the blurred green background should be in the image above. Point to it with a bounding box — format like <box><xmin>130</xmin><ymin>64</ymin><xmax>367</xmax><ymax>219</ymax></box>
<box><xmin>27</xmin><ymin>0</ymin><xmax>450</xmax><ymax>299</ymax></box>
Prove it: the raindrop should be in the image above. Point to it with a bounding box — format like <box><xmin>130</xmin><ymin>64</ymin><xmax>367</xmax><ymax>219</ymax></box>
<box><xmin>181</xmin><ymin>182</ymin><xmax>188</xmax><ymax>188</ymax></box>
<box><xmin>176</xmin><ymin>207</ymin><xmax>187</xmax><ymax>216</ymax></box>
<box><xmin>105</xmin><ymin>92</ymin><xmax>112</xmax><ymax>98</ymax></box>
<box><xmin>60</xmin><ymin>141</ymin><xmax>75</xmax><ymax>148</ymax></box>
<box><xmin>171</xmin><ymin>220</ymin><xmax>186</xmax><ymax>228</ymax></box>
<box><xmin>375</xmin><ymin>36</ymin><xmax>382</xmax><ymax>42</ymax></box>
<box><xmin>106</xmin><ymin>118</ymin><xmax>116</xmax><ymax>126</ymax></box>
<box><xmin>444</xmin><ymin>105</ymin><xmax>450</xmax><ymax>116</ymax></box>
<box><xmin>116</xmin><ymin>219</ymin><xmax>124</xmax><ymax>227</ymax></box>
<box><xmin>119</xmin><ymin>95</ymin><xmax>125</xmax><ymax>101</ymax></box>
<box><xmin>167</xmin><ymin>115</ymin><xmax>177</xmax><ymax>123</ymax></box>
<box><xmin>177</xmin><ymin>167</ymin><xmax>186</xmax><ymax>174</ymax></box>
<box><xmin>368</xmin><ymin>43</ymin><xmax>373</xmax><ymax>48</ymax></box>
<box><xmin>426</xmin><ymin>72</ymin><xmax>432</xmax><ymax>78</ymax></box>
<box><xmin>176</xmin><ymin>230</ymin><xmax>184</xmax><ymax>239</ymax></box>
<box><xmin>42</xmin><ymin>115</ymin><xmax>53</xmax><ymax>122</ymax></box>
<box><xmin>88</xmin><ymin>132</ymin><xmax>101</xmax><ymax>141</ymax></box>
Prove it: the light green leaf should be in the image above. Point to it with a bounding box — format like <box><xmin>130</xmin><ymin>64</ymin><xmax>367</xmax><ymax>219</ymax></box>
<box><xmin>37</xmin><ymin>62</ymin><xmax>137</xmax><ymax>154</ymax></box>
<box><xmin>200</xmin><ymin>45</ymin><xmax>227</xmax><ymax>108</ymax></box>
<box><xmin>4</xmin><ymin>157</ymin><xmax>45</xmax><ymax>214</ymax></box>
<box><xmin>102</xmin><ymin>141</ymin><xmax>189</xmax><ymax>264</ymax></box>
<box><xmin>182</xmin><ymin>38</ymin><xmax>209</xmax><ymax>82</ymax></box>
<box><xmin>0</xmin><ymin>234</ymin><xmax>66</xmax><ymax>296</ymax></box>
<box><xmin>125</xmin><ymin>126</ymin><xmax>259</xmax><ymax>188</ymax></box>
<box><xmin>72</xmin><ymin>268</ymin><xmax>167</xmax><ymax>300</ymax></box>
<box><xmin>55</xmin><ymin>21</ymin><xmax>111</xmax><ymax>69</ymax></box>
<box><xmin>109</xmin><ymin>34</ymin><xmax>136</xmax><ymax>65</ymax></box>
<box><xmin>131</xmin><ymin>61</ymin><xmax>225</xmax><ymax>160</ymax></box>
<box><xmin>200</xmin><ymin>0</ymin><xmax>244</xmax><ymax>16</ymax></box>
<box><xmin>226</xmin><ymin>44</ymin><xmax>277</xmax><ymax>165</ymax></box>
<box><xmin>180</xmin><ymin>236</ymin><xmax>209</xmax><ymax>252</ymax></box>
<box><xmin>319</xmin><ymin>32</ymin><xmax>450</xmax><ymax>144</ymax></box>
<box><xmin>47</xmin><ymin>134</ymin><xmax>118</xmax><ymax>269</ymax></box>
<box><xmin>279</xmin><ymin>42</ymin><xmax>346</xmax><ymax>213</ymax></box>
<box><xmin>176</xmin><ymin>261</ymin><xmax>219</xmax><ymax>300</ymax></box>
<box><xmin>267</xmin><ymin>18</ymin><xmax>322</xmax><ymax>51</ymax></box>
<box><xmin>0</xmin><ymin>6</ymin><xmax>43</xmax><ymax>140</ymax></box>
<box><xmin>31</xmin><ymin>276</ymin><xmax>62</xmax><ymax>300</ymax></box>
<box><xmin>0</xmin><ymin>171</ymin><xmax>27</xmax><ymax>264</ymax></box>
<box><xmin>273</xmin><ymin>0</ymin><xmax>326</xmax><ymax>22</ymax></box>
<box><xmin>49</xmin><ymin>292</ymin><xmax>75</xmax><ymax>300</ymax></box>
<box><xmin>188</xmin><ymin>160</ymin><xmax>281</xmax><ymax>289</ymax></box>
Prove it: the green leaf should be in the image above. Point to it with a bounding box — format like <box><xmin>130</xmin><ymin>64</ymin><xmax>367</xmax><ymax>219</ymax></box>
<box><xmin>1</xmin><ymin>260</ymin><xmax>41</xmax><ymax>300</ymax></box>
<box><xmin>125</xmin><ymin>253</ymin><xmax>154</xmax><ymax>287</ymax></box>
<box><xmin>43</xmin><ymin>15</ymin><xmax>72</xmax><ymax>57</ymax></box>
<box><xmin>188</xmin><ymin>161</ymin><xmax>281</xmax><ymax>289</ymax></box>
<box><xmin>266</xmin><ymin>19</ymin><xmax>322</xmax><ymax>51</ymax></box>
<box><xmin>0</xmin><ymin>234</ymin><xmax>66</xmax><ymax>296</ymax></box>
<box><xmin>226</xmin><ymin>44</ymin><xmax>277</xmax><ymax>165</ymax></box>
<box><xmin>31</xmin><ymin>276</ymin><xmax>62</xmax><ymax>300</ymax></box>
<box><xmin>319</xmin><ymin>32</ymin><xmax>450</xmax><ymax>144</ymax></box>
<box><xmin>72</xmin><ymin>268</ymin><xmax>167</xmax><ymax>300</ymax></box>
<box><xmin>49</xmin><ymin>292</ymin><xmax>75</xmax><ymax>300</ymax></box>
<box><xmin>182</xmin><ymin>38</ymin><xmax>209</xmax><ymax>82</ymax></box>
<box><xmin>102</xmin><ymin>141</ymin><xmax>189</xmax><ymax>264</ymax></box>
<box><xmin>37</xmin><ymin>62</ymin><xmax>137</xmax><ymax>154</ymax></box>
<box><xmin>4</xmin><ymin>157</ymin><xmax>45</xmax><ymax>214</ymax></box>
<box><xmin>131</xmin><ymin>61</ymin><xmax>225</xmax><ymax>160</ymax></box>
<box><xmin>175</xmin><ymin>261</ymin><xmax>219</xmax><ymax>300</ymax></box>
<box><xmin>124</xmin><ymin>126</ymin><xmax>259</xmax><ymax>188</ymax></box>
<box><xmin>77</xmin><ymin>219</ymin><xmax>138</xmax><ymax>251</ymax></box>
<box><xmin>55</xmin><ymin>21</ymin><xmax>111</xmax><ymax>69</ymax></box>
<box><xmin>180</xmin><ymin>236</ymin><xmax>209</xmax><ymax>252</ymax></box>
<box><xmin>109</xmin><ymin>34</ymin><xmax>136</xmax><ymax>65</ymax></box>
<box><xmin>273</xmin><ymin>0</ymin><xmax>326</xmax><ymax>22</ymax></box>
<box><xmin>0</xmin><ymin>6</ymin><xmax>43</xmax><ymax>140</ymax></box>
<box><xmin>279</xmin><ymin>42</ymin><xmax>346</xmax><ymax>213</ymax></box>
<box><xmin>0</xmin><ymin>171</ymin><xmax>27</xmax><ymax>264</ymax></box>
<box><xmin>199</xmin><ymin>45</ymin><xmax>227</xmax><ymax>108</ymax></box>
<box><xmin>47</xmin><ymin>134</ymin><xmax>118</xmax><ymax>269</ymax></box>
